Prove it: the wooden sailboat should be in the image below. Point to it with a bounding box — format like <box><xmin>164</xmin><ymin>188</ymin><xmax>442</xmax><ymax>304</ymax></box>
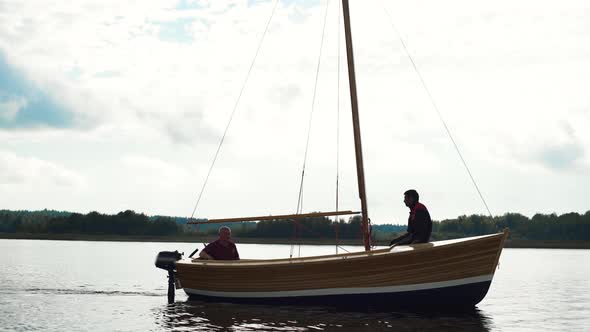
<box><xmin>156</xmin><ymin>0</ymin><xmax>508</xmax><ymax>309</ymax></box>
<box><xmin>176</xmin><ymin>232</ymin><xmax>506</xmax><ymax>308</ymax></box>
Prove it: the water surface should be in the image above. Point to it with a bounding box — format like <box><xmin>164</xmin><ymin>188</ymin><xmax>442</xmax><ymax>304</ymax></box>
<box><xmin>1</xmin><ymin>240</ymin><xmax>588</xmax><ymax>331</ymax></box>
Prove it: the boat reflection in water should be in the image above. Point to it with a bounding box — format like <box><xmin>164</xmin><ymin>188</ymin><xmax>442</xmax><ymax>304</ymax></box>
<box><xmin>154</xmin><ymin>299</ymin><xmax>494</xmax><ymax>331</ymax></box>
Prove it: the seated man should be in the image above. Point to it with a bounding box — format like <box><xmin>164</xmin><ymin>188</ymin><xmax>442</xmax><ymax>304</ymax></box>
<box><xmin>390</xmin><ymin>189</ymin><xmax>433</xmax><ymax>246</ymax></box>
<box><xmin>199</xmin><ymin>226</ymin><xmax>240</xmax><ymax>260</ymax></box>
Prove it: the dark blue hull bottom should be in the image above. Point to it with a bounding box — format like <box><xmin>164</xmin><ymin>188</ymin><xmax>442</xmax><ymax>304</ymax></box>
<box><xmin>185</xmin><ymin>280</ymin><xmax>492</xmax><ymax>310</ymax></box>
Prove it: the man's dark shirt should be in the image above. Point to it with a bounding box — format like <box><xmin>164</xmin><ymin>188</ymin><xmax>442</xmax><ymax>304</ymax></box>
<box><xmin>407</xmin><ymin>202</ymin><xmax>432</xmax><ymax>243</ymax></box>
<box><xmin>202</xmin><ymin>239</ymin><xmax>240</xmax><ymax>260</ymax></box>
<box><xmin>390</xmin><ymin>202</ymin><xmax>433</xmax><ymax>245</ymax></box>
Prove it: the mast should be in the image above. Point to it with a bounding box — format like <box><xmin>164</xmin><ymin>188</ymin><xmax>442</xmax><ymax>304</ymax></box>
<box><xmin>341</xmin><ymin>0</ymin><xmax>370</xmax><ymax>251</ymax></box>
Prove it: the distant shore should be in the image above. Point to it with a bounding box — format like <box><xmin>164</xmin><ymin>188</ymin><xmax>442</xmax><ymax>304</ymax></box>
<box><xmin>1</xmin><ymin>233</ymin><xmax>589</xmax><ymax>249</ymax></box>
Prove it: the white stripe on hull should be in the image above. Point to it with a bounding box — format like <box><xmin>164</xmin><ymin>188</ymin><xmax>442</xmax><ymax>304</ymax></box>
<box><xmin>183</xmin><ymin>274</ymin><xmax>493</xmax><ymax>298</ymax></box>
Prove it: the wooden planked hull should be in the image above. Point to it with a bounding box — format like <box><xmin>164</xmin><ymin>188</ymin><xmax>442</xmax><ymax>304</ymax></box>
<box><xmin>183</xmin><ymin>279</ymin><xmax>492</xmax><ymax>309</ymax></box>
<box><xmin>176</xmin><ymin>230</ymin><xmax>507</xmax><ymax>308</ymax></box>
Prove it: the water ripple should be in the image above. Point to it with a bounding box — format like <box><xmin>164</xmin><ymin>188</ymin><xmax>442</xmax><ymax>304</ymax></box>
<box><xmin>19</xmin><ymin>287</ymin><xmax>165</xmax><ymax>297</ymax></box>
<box><xmin>150</xmin><ymin>300</ymin><xmax>494</xmax><ymax>331</ymax></box>
<box><xmin>2</xmin><ymin>241</ymin><xmax>589</xmax><ymax>331</ymax></box>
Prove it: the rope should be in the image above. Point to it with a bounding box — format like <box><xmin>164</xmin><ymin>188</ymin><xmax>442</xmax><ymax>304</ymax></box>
<box><xmin>291</xmin><ymin>0</ymin><xmax>331</xmax><ymax>258</ymax></box>
<box><xmin>338</xmin><ymin>244</ymin><xmax>350</xmax><ymax>253</ymax></box>
<box><xmin>189</xmin><ymin>0</ymin><xmax>280</xmax><ymax>220</ymax></box>
<box><xmin>381</xmin><ymin>4</ymin><xmax>493</xmax><ymax>217</ymax></box>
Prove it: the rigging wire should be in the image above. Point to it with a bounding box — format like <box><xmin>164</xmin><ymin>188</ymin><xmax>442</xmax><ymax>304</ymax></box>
<box><xmin>381</xmin><ymin>3</ymin><xmax>493</xmax><ymax>217</ymax></box>
<box><xmin>189</xmin><ymin>0</ymin><xmax>280</xmax><ymax>220</ymax></box>
<box><xmin>291</xmin><ymin>0</ymin><xmax>331</xmax><ymax>258</ymax></box>
<box><xmin>295</xmin><ymin>0</ymin><xmax>331</xmax><ymax>216</ymax></box>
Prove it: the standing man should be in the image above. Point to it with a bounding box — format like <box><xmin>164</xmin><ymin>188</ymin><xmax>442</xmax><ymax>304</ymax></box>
<box><xmin>199</xmin><ymin>226</ymin><xmax>240</xmax><ymax>260</ymax></box>
<box><xmin>389</xmin><ymin>189</ymin><xmax>433</xmax><ymax>245</ymax></box>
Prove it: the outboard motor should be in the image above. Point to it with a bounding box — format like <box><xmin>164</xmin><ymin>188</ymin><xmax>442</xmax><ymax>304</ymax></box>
<box><xmin>155</xmin><ymin>250</ymin><xmax>183</xmax><ymax>304</ymax></box>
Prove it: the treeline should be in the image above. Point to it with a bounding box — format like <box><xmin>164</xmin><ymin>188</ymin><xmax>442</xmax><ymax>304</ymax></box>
<box><xmin>0</xmin><ymin>209</ymin><xmax>589</xmax><ymax>241</ymax></box>
<box><xmin>432</xmin><ymin>212</ymin><xmax>590</xmax><ymax>241</ymax></box>
<box><xmin>0</xmin><ymin>210</ymin><xmax>181</xmax><ymax>236</ymax></box>
<box><xmin>240</xmin><ymin>216</ymin><xmax>374</xmax><ymax>239</ymax></box>
<box><xmin>218</xmin><ymin>211</ymin><xmax>590</xmax><ymax>242</ymax></box>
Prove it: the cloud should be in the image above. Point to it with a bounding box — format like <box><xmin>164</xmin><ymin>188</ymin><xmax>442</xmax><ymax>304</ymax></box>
<box><xmin>0</xmin><ymin>0</ymin><xmax>325</xmax><ymax>138</ymax></box>
<box><xmin>162</xmin><ymin>112</ymin><xmax>220</xmax><ymax>145</ymax></box>
<box><xmin>536</xmin><ymin>142</ymin><xmax>584</xmax><ymax>170</ymax></box>
<box><xmin>267</xmin><ymin>83</ymin><xmax>302</xmax><ymax>107</ymax></box>
<box><xmin>127</xmin><ymin>97</ymin><xmax>219</xmax><ymax>145</ymax></box>
<box><xmin>532</xmin><ymin>123</ymin><xmax>586</xmax><ymax>171</ymax></box>
<box><xmin>492</xmin><ymin>119</ymin><xmax>589</xmax><ymax>175</ymax></box>
<box><xmin>0</xmin><ymin>1</ymin><xmax>589</xmax><ymax>221</ymax></box>
<box><xmin>0</xmin><ymin>150</ymin><xmax>85</xmax><ymax>187</ymax></box>
<box><xmin>120</xmin><ymin>155</ymin><xmax>191</xmax><ymax>189</ymax></box>
<box><xmin>93</xmin><ymin>70</ymin><xmax>121</xmax><ymax>78</ymax></box>
<box><xmin>175</xmin><ymin>0</ymin><xmax>205</xmax><ymax>11</ymax></box>
<box><xmin>0</xmin><ymin>95</ymin><xmax>27</xmax><ymax>121</ymax></box>
<box><xmin>153</xmin><ymin>17</ymin><xmax>197</xmax><ymax>43</ymax></box>
<box><xmin>0</xmin><ymin>53</ymin><xmax>76</xmax><ymax>129</ymax></box>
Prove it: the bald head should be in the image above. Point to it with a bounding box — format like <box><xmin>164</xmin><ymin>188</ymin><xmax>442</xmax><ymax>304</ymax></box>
<box><xmin>218</xmin><ymin>226</ymin><xmax>231</xmax><ymax>241</ymax></box>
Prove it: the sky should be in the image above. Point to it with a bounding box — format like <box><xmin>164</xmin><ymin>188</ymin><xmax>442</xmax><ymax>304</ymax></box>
<box><xmin>0</xmin><ymin>0</ymin><xmax>589</xmax><ymax>224</ymax></box>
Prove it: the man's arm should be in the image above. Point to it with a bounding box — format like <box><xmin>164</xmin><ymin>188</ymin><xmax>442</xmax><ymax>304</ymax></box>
<box><xmin>233</xmin><ymin>245</ymin><xmax>240</xmax><ymax>260</ymax></box>
<box><xmin>199</xmin><ymin>249</ymin><xmax>214</xmax><ymax>260</ymax></box>
<box><xmin>390</xmin><ymin>232</ymin><xmax>412</xmax><ymax>246</ymax></box>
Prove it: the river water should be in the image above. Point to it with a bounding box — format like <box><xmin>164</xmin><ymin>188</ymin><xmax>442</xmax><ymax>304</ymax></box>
<box><xmin>0</xmin><ymin>239</ymin><xmax>588</xmax><ymax>331</ymax></box>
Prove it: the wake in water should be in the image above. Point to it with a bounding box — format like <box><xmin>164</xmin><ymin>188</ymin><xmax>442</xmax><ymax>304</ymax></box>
<box><xmin>3</xmin><ymin>287</ymin><xmax>165</xmax><ymax>297</ymax></box>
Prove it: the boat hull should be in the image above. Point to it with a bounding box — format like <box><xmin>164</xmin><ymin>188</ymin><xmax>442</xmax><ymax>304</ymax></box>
<box><xmin>184</xmin><ymin>278</ymin><xmax>492</xmax><ymax>309</ymax></box>
<box><xmin>176</xmin><ymin>231</ymin><xmax>507</xmax><ymax>309</ymax></box>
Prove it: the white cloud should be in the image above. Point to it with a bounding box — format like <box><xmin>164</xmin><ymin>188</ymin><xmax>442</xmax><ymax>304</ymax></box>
<box><xmin>0</xmin><ymin>150</ymin><xmax>85</xmax><ymax>187</ymax></box>
<box><xmin>120</xmin><ymin>155</ymin><xmax>191</xmax><ymax>187</ymax></box>
<box><xmin>0</xmin><ymin>95</ymin><xmax>27</xmax><ymax>121</ymax></box>
<box><xmin>0</xmin><ymin>1</ymin><xmax>589</xmax><ymax>221</ymax></box>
